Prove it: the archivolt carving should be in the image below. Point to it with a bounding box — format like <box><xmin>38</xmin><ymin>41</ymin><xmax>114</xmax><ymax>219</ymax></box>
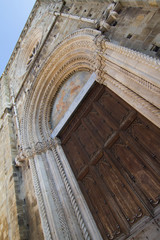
<box><xmin>52</xmin><ymin>139</ymin><xmax>91</xmax><ymax>240</ymax></box>
<box><xmin>20</xmin><ymin>29</ymin><xmax>101</xmax><ymax>240</ymax></box>
<box><xmin>21</xmin><ymin>28</ymin><xmax>100</xmax><ymax>150</ymax></box>
<box><xmin>41</xmin><ymin>151</ymin><xmax>72</xmax><ymax>240</ymax></box>
<box><xmin>20</xmin><ymin>28</ymin><xmax>160</xmax><ymax>240</ymax></box>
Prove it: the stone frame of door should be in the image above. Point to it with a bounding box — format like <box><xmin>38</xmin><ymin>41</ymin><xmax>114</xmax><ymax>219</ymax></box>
<box><xmin>20</xmin><ymin>29</ymin><xmax>160</xmax><ymax>240</ymax></box>
<box><xmin>51</xmin><ymin>72</ymin><xmax>104</xmax><ymax>239</ymax></box>
<box><xmin>50</xmin><ymin>73</ymin><xmax>158</xmax><ymax>240</ymax></box>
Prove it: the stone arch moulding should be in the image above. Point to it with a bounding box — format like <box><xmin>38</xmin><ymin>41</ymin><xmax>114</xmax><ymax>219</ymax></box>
<box><xmin>20</xmin><ymin>28</ymin><xmax>160</xmax><ymax>240</ymax></box>
<box><xmin>22</xmin><ymin>28</ymin><xmax>160</xmax><ymax>150</ymax></box>
<box><xmin>22</xmin><ymin>28</ymin><xmax>100</xmax><ymax>150</ymax></box>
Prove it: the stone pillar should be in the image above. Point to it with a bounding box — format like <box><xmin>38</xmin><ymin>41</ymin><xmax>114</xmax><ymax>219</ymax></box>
<box><xmin>54</xmin><ymin>138</ymin><xmax>103</xmax><ymax>240</ymax></box>
<box><xmin>23</xmin><ymin>139</ymin><xmax>84</xmax><ymax>240</ymax></box>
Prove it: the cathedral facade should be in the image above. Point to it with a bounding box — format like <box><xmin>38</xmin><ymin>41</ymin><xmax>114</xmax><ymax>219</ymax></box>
<box><xmin>0</xmin><ymin>0</ymin><xmax>160</xmax><ymax>239</ymax></box>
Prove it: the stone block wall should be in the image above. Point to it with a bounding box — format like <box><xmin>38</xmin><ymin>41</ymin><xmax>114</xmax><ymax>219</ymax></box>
<box><xmin>0</xmin><ymin>112</ymin><xmax>21</xmax><ymax>240</ymax></box>
<box><xmin>22</xmin><ymin>164</ymin><xmax>44</xmax><ymax>240</ymax></box>
<box><xmin>107</xmin><ymin>7</ymin><xmax>160</xmax><ymax>58</ymax></box>
<box><xmin>0</xmin><ymin>74</ymin><xmax>44</xmax><ymax>240</ymax></box>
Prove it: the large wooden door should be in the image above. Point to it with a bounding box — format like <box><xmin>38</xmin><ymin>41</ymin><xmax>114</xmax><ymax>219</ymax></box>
<box><xmin>59</xmin><ymin>82</ymin><xmax>160</xmax><ymax>239</ymax></box>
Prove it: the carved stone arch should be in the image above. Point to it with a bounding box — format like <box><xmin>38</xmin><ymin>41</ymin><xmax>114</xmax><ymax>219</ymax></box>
<box><xmin>20</xmin><ymin>27</ymin><xmax>160</xmax><ymax>240</ymax></box>
<box><xmin>20</xmin><ymin>28</ymin><xmax>105</xmax><ymax>240</ymax></box>
<box><xmin>21</xmin><ymin>28</ymin><xmax>100</xmax><ymax>151</ymax></box>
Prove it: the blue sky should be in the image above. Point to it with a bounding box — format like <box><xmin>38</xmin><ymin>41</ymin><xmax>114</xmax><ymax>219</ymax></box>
<box><xmin>0</xmin><ymin>0</ymin><xmax>35</xmax><ymax>76</ymax></box>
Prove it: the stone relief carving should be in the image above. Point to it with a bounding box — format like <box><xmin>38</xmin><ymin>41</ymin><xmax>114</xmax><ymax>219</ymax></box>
<box><xmin>19</xmin><ymin>28</ymin><xmax>160</xmax><ymax>240</ymax></box>
<box><xmin>97</xmin><ymin>2</ymin><xmax>121</xmax><ymax>33</ymax></box>
<box><xmin>29</xmin><ymin>157</ymin><xmax>53</xmax><ymax>240</ymax></box>
<box><xmin>15</xmin><ymin>151</ymin><xmax>27</xmax><ymax>167</ymax></box>
<box><xmin>14</xmin><ymin>29</ymin><xmax>43</xmax><ymax>78</ymax></box>
<box><xmin>104</xmin><ymin>59</ymin><xmax>160</xmax><ymax>95</ymax></box>
<box><xmin>103</xmin><ymin>73</ymin><xmax>160</xmax><ymax>126</ymax></box>
<box><xmin>19</xmin><ymin>29</ymin><xmax>101</xmax><ymax>240</ymax></box>
<box><xmin>94</xmin><ymin>34</ymin><xmax>108</xmax><ymax>84</ymax></box>
<box><xmin>39</xmin><ymin>152</ymin><xmax>72</xmax><ymax>240</ymax></box>
<box><xmin>104</xmin><ymin>41</ymin><xmax>160</xmax><ymax>71</ymax></box>
<box><xmin>52</xmin><ymin>138</ymin><xmax>91</xmax><ymax>240</ymax></box>
<box><xmin>26</xmin><ymin>41</ymin><xmax>40</xmax><ymax>69</ymax></box>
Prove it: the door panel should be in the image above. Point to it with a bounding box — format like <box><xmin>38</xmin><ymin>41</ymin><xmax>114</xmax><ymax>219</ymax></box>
<box><xmin>59</xmin><ymin>82</ymin><xmax>160</xmax><ymax>239</ymax></box>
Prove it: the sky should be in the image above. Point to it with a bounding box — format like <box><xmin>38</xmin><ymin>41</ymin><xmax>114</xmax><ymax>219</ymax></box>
<box><xmin>0</xmin><ymin>0</ymin><xmax>36</xmax><ymax>76</ymax></box>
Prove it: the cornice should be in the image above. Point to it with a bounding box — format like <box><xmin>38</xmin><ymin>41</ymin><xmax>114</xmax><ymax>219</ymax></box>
<box><xmin>104</xmin><ymin>41</ymin><xmax>160</xmax><ymax>72</ymax></box>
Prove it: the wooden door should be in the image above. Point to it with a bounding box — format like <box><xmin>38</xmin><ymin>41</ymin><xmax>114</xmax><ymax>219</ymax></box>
<box><xmin>59</xmin><ymin>82</ymin><xmax>160</xmax><ymax>239</ymax></box>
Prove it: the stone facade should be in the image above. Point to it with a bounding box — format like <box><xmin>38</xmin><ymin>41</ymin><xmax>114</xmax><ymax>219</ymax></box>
<box><xmin>0</xmin><ymin>0</ymin><xmax>160</xmax><ymax>239</ymax></box>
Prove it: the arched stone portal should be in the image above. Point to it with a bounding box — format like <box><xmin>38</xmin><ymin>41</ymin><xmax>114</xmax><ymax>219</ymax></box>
<box><xmin>21</xmin><ymin>28</ymin><xmax>160</xmax><ymax>240</ymax></box>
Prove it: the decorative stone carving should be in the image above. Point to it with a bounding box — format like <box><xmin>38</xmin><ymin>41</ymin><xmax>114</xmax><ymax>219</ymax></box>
<box><xmin>97</xmin><ymin>2</ymin><xmax>121</xmax><ymax>32</ymax></box>
<box><xmin>15</xmin><ymin>29</ymin><xmax>43</xmax><ymax>78</ymax></box>
<box><xmin>20</xmin><ymin>28</ymin><xmax>160</xmax><ymax>239</ymax></box>
<box><xmin>52</xmin><ymin>141</ymin><xmax>91</xmax><ymax>240</ymax></box>
<box><xmin>26</xmin><ymin>41</ymin><xmax>40</xmax><ymax>69</ymax></box>
<box><xmin>99</xmin><ymin>21</ymin><xmax>111</xmax><ymax>32</ymax></box>
<box><xmin>43</xmin><ymin>151</ymin><xmax>72</xmax><ymax>240</ymax></box>
<box><xmin>21</xmin><ymin>28</ymin><xmax>100</xmax><ymax>151</ymax></box>
<box><xmin>94</xmin><ymin>34</ymin><xmax>108</xmax><ymax>84</ymax></box>
<box><xmin>15</xmin><ymin>138</ymin><xmax>55</xmax><ymax>166</ymax></box>
<box><xmin>29</xmin><ymin>158</ymin><xmax>52</xmax><ymax>240</ymax></box>
<box><xmin>24</xmin><ymin>147</ymin><xmax>33</xmax><ymax>159</ymax></box>
<box><xmin>53</xmin><ymin>137</ymin><xmax>61</xmax><ymax>147</ymax></box>
<box><xmin>15</xmin><ymin>151</ymin><xmax>27</xmax><ymax>167</ymax></box>
<box><xmin>34</xmin><ymin>141</ymin><xmax>46</xmax><ymax>154</ymax></box>
<box><xmin>104</xmin><ymin>41</ymin><xmax>160</xmax><ymax>71</ymax></box>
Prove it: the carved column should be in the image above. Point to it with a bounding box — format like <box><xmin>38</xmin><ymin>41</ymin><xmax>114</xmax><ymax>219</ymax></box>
<box><xmin>22</xmin><ymin>141</ymin><xmax>72</xmax><ymax>240</ymax></box>
<box><xmin>22</xmin><ymin>138</ymin><xmax>89</xmax><ymax>240</ymax></box>
<box><xmin>28</xmin><ymin>157</ymin><xmax>53</xmax><ymax>240</ymax></box>
<box><xmin>53</xmin><ymin>138</ymin><xmax>103</xmax><ymax>240</ymax></box>
<box><xmin>45</xmin><ymin>149</ymin><xmax>83</xmax><ymax>239</ymax></box>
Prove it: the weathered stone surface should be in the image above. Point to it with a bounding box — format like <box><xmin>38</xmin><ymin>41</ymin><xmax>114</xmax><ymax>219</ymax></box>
<box><xmin>0</xmin><ymin>0</ymin><xmax>160</xmax><ymax>239</ymax></box>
